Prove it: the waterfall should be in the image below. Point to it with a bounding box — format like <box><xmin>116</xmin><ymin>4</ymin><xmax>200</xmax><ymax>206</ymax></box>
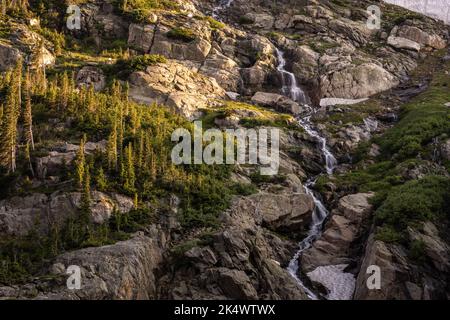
<box><xmin>212</xmin><ymin>0</ymin><xmax>235</xmax><ymax>19</ymax></box>
<box><xmin>275</xmin><ymin>47</ymin><xmax>338</xmax><ymax>300</ymax></box>
<box><xmin>275</xmin><ymin>48</ymin><xmax>310</xmax><ymax>105</ymax></box>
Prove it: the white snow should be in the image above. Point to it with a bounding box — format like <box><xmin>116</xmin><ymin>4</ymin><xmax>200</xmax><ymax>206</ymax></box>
<box><xmin>320</xmin><ymin>98</ymin><xmax>369</xmax><ymax>107</ymax></box>
<box><xmin>307</xmin><ymin>264</ymin><xmax>356</xmax><ymax>300</ymax></box>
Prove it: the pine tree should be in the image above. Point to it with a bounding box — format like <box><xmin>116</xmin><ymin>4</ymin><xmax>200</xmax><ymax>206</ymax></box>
<box><xmin>123</xmin><ymin>143</ymin><xmax>135</xmax><ymax>193</ymax></box>
<box><xmin>75</xmin><ymin>137</ymin><xmax>86</xmax><ymax>188</ymax></box>
<box><xmin>96</xmin><ymin>167</ymin><xmax>108</xmax><ymax>191</ymax></box>
<box><xmin>0</xmin><ymin>59</ymin><xmax>22</xmax><ymax>173</ymax></box>
<box><xmin>107</xmin><ymin>119</ymin><xmax>118</xmax><ymax>171</ymax></box>
<box><xmin>23</xmin><ymin>68</ymin><xmax>34</xmax><ymax>151</ymax></box>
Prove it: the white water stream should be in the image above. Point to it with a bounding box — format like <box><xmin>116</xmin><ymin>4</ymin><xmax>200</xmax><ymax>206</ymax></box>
<box><xmin>275</xmin><ymin>48</ymin><xmax>338</xmax><ymax>300</ymax></box>
<box><xmin>212</xmin><ymin>0</ymin><xmax>341</xmax><ymax>300</ymax></box>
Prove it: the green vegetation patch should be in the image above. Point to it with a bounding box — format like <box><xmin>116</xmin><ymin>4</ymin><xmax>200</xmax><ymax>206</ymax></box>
<box><xmin>166</xmin><ymin>27</ymin><xmax>196</xmax><ymax>42</ymax></box>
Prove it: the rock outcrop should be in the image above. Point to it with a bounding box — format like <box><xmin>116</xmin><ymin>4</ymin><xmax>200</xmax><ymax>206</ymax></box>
<box><xmin>128</xmin><ymin>60</ymin><xmax>225</xmax><ymax>120</ymax></box>
<box><xmin>0</xmin><ymin>232</ymin><xmax>164</xmax><ymax>300</ymax></box>
<box><xmin>158</xmin><ymin>189</ymin><xmax>314</xmax><ymax>300</ymax></box>
<box><xmin>0</xmin><ymin>191</ymin><xmax>134</xmax><ymax>237</ymax></box>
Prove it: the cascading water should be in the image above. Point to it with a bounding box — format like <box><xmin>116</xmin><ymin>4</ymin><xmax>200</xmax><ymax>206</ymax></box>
<box><xmin>275</xmin><ymin>48</ymin><xmax>310</xmax><ymax>106</ymax></box>
<box><xmin>275</xmin><ymin>48</ymin><xmax>338</xmax><ymax>300</ymax></box>
<box><xmin>211</xmin><ymin>0</ymin><xmax>339</xmax><ymax>300</ymax></box>
<box><xmin>212</xmin><ymin>0</ymin><xmax>234</xmax><ymax>19</ymax></box>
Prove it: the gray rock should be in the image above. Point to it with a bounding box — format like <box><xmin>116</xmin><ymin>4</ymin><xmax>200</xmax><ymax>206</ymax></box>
<box><xmin>0</xmin><ymin>42</ymin><xmax>23</xmax><ymax>71</ymax></box>
<box><xmin>321</xmin><ymin>63</ymin><xmax>399</xmax><ymax>99</ymax></box>
<box><xmin>387</xmin><ymin>36</ymin><xmax>421</xmax><ymax>52</ymax></box>
<box><xmin>76</xmin><ymin>66</ymin><xmax>106</xmax><ymax>91</ymax></box>
<box><xmin>251</xmin><ymin>92</ymin><xmax>302</xmax><ymax>115</ymax></box>
<box><xmin>0</xmin><ymin>191</ymin><xmax>134</xmax><ymax>237</ymax></box>
<box><xmin>128</xmin><ymin>60</ymin><xmax>225</xmax><ymax>120</ymax></box>
<box><xmin>128</xmin><ymin>23</ymin><xmax>156</xmax><ymax>52</ymax></box>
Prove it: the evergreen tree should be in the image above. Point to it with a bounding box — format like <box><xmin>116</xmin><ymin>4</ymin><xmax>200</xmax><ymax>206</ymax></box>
<box><xmin>96</xmin><ymin>167</ymin><xmax>108</xmax><ymax>191</ymax></box>
<box><xmin>23</xmin><ymin>68</ymin><xmax>34</xmax><ymax>151</ymax></box>
<box><xmin>107</xmin><ymin>119</ymin><xmax>118</xmax><ymax>171</ymax></box>
<box><xmin>0</xmin><ymin>59</ymin><xmax>22</xmax><ymax>173</ymax></box>
<box><xmin>75</xmin><ymin>136</ymin><xmax>86</xmax><ymax>188</ymax></box>
<box><xmin>123</xmin><ymin>143</ymin><xmax>135</xmax><ymax>193</ymax></box>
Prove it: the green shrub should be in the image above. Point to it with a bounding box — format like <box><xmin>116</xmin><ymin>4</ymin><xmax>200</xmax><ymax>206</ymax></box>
<box><xmin>231</xmin><ymin>182</ymin><xmax>258</xmax><ymax>196</ymax></box>
<box><xmin>375</xmin><ymin>225</ymin><xmax>403</xmax><ymax>243</ymax></box>
<box><xmin>375</xmin><ymin>175</ymin><xmax>450</xmax><ymax>230</ymax></box>
<box><xmin>110</xmin><ymin>54</ymin><xmax>167</xmax><ymax>78</ymax></box>
<box><xmin>167</xmin><ymin>27</ymin><xmax>196</xmax><ymax>42</ymax></box>
<box><xmin>206</xmin><ymin>17</ymin><xmax>225</xmax><ymax>30</ymax></box>
<box><xmin>113</xmin><ymin>0</ymin><xmax>179</xmax><ymax>23</ymax></box>
<box><xmin>238</xmin><ymin>16</ymin><xmax>254</xmax><ymax>25</ymax></box>
<box><xmin>409</xmin><ymin>240</ymin><xmax>426</xmax><ymax>263</ymax></box>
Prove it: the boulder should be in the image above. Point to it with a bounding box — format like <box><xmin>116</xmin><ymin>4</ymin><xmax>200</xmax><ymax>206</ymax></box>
<box><xmin>165</xmin><ymin>92</ymin><xmax>207</xmax><ymax>120</ymax></box>
<box><xmin>48</xmin><ymin>232</ymin><xmax>163</xmax><ymax>299</ymax></box>
<box><xmin>76</xmin><ymin>66</ymin><xmax>106</xmax><ymax>91</ymax></box>
<box><xmin>407</xmin><ymin>222</ymin><xmax>450</xmax><ymax>272</ymax></box>
<box><xmin>258</xmin><ymin>192</ymin><xmax>315</xmax><ymax>232</ymax></box>
<box><xmin>395</xmin><ymin>25</ymin><xmax>446</xmax><ymax>49</ymax></box>
<box><xmin>251</xmin><ymin>92</ymin><xmax>302</xmax><ymax>115</ymax></box>
<box><xmin>321</xmin><ymin>63</ymin><xmax>399</xmax><ymax>99</ymax></box>
<box><xmin>215</xmin><ymin>268</ymin><xmax>258</xmax><ymax>299</ymax></box>
<box><xmin>242</xmin><ymin>13</ymin><xmax>275</xmax><ymax>29</ymax></box>
<box><xmin>36</xmin><ymin>151</ymin><xmax>76</xmax><ymax>179</ymax></box>
<box><xmin>387</xmin><ymin>36</ymin><xmax>421</xmax><ymax>51</ymax></box>
<box><xmin>354</xmin><ymin>234</ymin><xmax>410</xmax><ymax>300</ymax></box>
<box><xmin>199</xmin><ymin>50</ymin><xmax>241</xmax><ymax>92</ymax></box>
<box><xmin>150</xmin><ymin>27</ymin><xmax>211</xmax><ymax>63</ymax></box>
<box><xmin>128</xmin><ymin>23</ymin><xmax>156</xmax><ymax>52</ymax></box>
<box><xmin>36</xmin><ymin>141</ymin><xmax>107</xmax><ymax>179</ymax></box>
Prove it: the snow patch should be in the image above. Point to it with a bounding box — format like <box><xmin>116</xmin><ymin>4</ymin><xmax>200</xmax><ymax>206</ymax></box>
<box><xmin>307</xmin><ymin>264</ymin><xmax>356</xmax><ymax>300</ymax></box>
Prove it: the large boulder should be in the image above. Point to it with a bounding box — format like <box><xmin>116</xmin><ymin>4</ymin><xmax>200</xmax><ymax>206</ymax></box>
<box><xmin>36</xmin><ymin>141</ymin><xmax>107</xmax><ymax>179</ymax></box>
<box><xmin>355</xmin><ymin>222</ymin><xmax>449</xmax><ymax>300</ymax></box>
<box><xmin>128</xmin><ymin>23</ymin><xmax>156</xmax><ymax>52</ymax></box>
<box><xmin>150</xmin><ymin>25</ymin><xmax>211</xmax><ymax>63</ymax></box>
<box><xmin>251</xmin><ymin>92</ymin><xmax>302</xmax><ymax>115</ymax></box>
<box><xmin>387</xmin><ymin>36</ymin><xmax>421</xmax><ymax>52</ymax></box>
<box><xmin>257</xmin><ymin>192</ymin><xmax>315</xmax><ymax>232</ymax></box>
<box><xmin>199</xmin><ymin>49</ymin><xmax>241</xmax><ymax>92</ymax></box>
<box><xmin>320</xmin><ymin>63</ymin><xmax>399</xmax><ymax>99</ymax></box>
<box><xmin>240</xmin><ymin>13</ymin><xmax>275</xmax><ymax>30</ymax></box>
<box><xmin>78</xmin><ymin>1</ymin><xmax>129</xmax><ymax>44</ymax></box>
<box><xmin>393</xmin><ymin>25</ymin><xmax>446</xmax><ymax>50</ymax></box>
